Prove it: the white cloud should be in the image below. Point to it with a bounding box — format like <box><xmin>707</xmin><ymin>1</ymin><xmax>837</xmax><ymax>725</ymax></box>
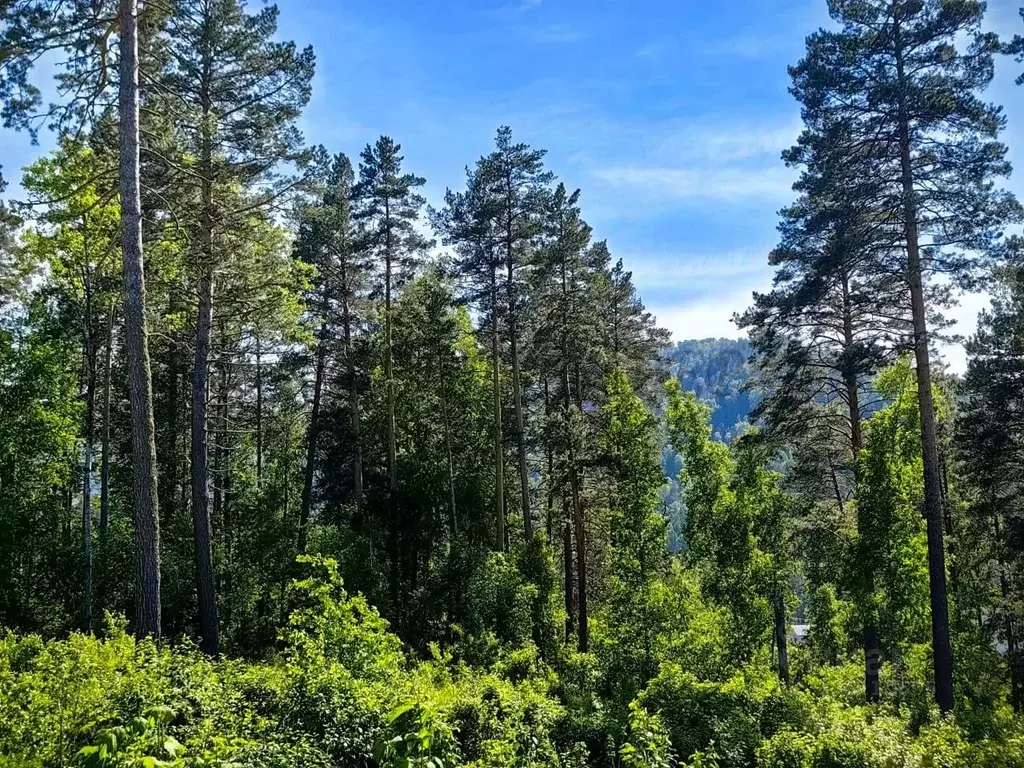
<box><xmin>622</xmin><ymin>248</ymin><xmax>773</xmax><ymax>289</ymax></box>
<box><xmin>646</xmin><ymin>269</ymin><xmax>773</xmax><ymax>342</ymax></box>
<box><xmin>654</xmin><ymin>120</ymin><xmax>802</xmax><ymax>164</ymax></box>
<box><xmin>651</xmin><ymin>301</ymin><xmax>746</xmax><ymax>341</ymax></box>
<box><xmin>591</xmin><ymin>164</ymin><xmax>795</xmax><ymax>202</ymax></box>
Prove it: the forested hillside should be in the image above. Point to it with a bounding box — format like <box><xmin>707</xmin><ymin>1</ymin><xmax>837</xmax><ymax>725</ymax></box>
<box><xmin>2</xmin><ymin>1</ymin><xmax>1024</xmax><ymax>767</ymax></box>
<box><xmin>665</xmin><ymin>338</ymin><xmax>758</xmax><ymax>442</ymax></box>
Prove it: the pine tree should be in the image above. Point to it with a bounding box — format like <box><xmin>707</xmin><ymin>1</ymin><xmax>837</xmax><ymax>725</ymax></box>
<box><xmin>433</xmin><ymin>162</ymin><xmax>506</xmax><ymax>550</ymax></box>
<box><xmin>293</xmin><ymin>152</ymin><xmax>368</xmax><ymax>547</ymax></box>
<box><xmin>737</xmin><ymin>121</ymin><xmax>915</xmax><ymax>701</ymax></box>
<box><xmin>531</xmin><ymin>183</ymin><xmax>598</xmax><ymax>650</ymax></box>
<box><xmin>479</xmin><ymin>126</ymin><xmax>553</xmax><ymax>542</ymax></box>
<box><xmin>0</xmin><ymin>0</ymin><xmax>165</xmax><ymax>639</ymax></box>
<box><xmin>790</xmin><ymin>0</ymin><xmax>1021</xmax><ymax>711</ymax></box>
<box><xmin>21</xmin><ymin>140</ymin><xmax>122</xmax><ymax>632</ymax></box>
<box><xmin>352</xmin><ymin>136</ymin><xmax>431</xmax><ymax>621</ymax></box>
<box><xmin>158</xmin><ymin>0</ymin><xmax>313</xmax><ymax>655</ymax></box>
<box><xmin>959</xmin><ymin>253</ymin><xmax>1024</xmax><ymax>711</ymax></box>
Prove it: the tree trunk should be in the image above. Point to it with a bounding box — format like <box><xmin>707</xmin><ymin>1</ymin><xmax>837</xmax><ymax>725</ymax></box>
<box><xmin>570</xmin><ymin>457</ymin><xmax>587</xmax><ymax>652</ymax></box>
<box><xmin>255</xmin><ymin>332</ymin><xmax>263</xmax><ymax>485</ymax></box>
<box><xmin>506</xmin><ymin>253</ymin><xmax>532</xmax><ymax>541</ymax></box>
<box><xmin>558</xmin><ymin>258</ymin><xmax>586</xmax><ymax>651</ymax></box>
<box><xmin>994</xmin><ymin>513</ymin><xmax>1022</xmax><ymax>712</ymax></box>
<box><xmin>841</xmin><ymin>269</ymin><xmax>880</xmax><ymax>703</ymax></box>
<box><xmin>896</xmin><ymin>42</ymin><xmax>954</xmax><ymax>713</ymax></box>
<box><xmin>775</xmin><ymin>590</ymin><xmax>790</xmax><ymax>685</ymax></box>
<box><xmin>119</xmin><ymin>0</ymin><xmax>161</xmax><ymax>640</ymax></box>
<box><xmin>491</xmin><ymin>268</ymin><xmax>505</xmax><ymax>551</ymax></box>
<box><xmin>191</xmin><ymin>263</ymin><xmax>219</xmax><ymax>655</ymax></box>
<box><xmin>298</xmin><ymin>325</ymin><xmax>327</xmax><ymax>554</ymax></box>
<box><xmin>341</xmin><ymin>279</ymin><xmax>363</xmax><ymax>516</ymax></box>
<box><xmin>81</xmin><ymin>288</ymin><xmax>96</xmax><ymax>634</ymax></box>
<box><xmin>441</xmin><ymin>384</ymin><xmax>458</xmax><ymax>536</ymax></box>
<box><xmin>190</xmin><ymin>40</ymin><xmax>219</xmax><ymax>651</ymax></box>
<box><xmin>99</xmin><ymin>307</ymin><xmax>114</xmax><ymax>538</ymax></box>
<box><xmin>563</xmin><ymin>499</ymin><xmax>574</xmax><ymax>643</ymax></box>
<box><xmin>384</xmin><ymin>223</ymin><xmax>400</xmax><ymax>623</ymax></box>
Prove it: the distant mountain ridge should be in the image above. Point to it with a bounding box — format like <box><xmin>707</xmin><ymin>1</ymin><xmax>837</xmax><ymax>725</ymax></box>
<box><xmin>665</xmin><ymin>337</ymin><xmax>760</xmax><ymax>442</ymax></box>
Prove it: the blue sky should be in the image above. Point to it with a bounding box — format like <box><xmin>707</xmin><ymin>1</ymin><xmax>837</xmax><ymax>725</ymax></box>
<box><xmin>4</xmin><ymin>0</ymin><xmax>1024</xmax><ymax>369</ymax></box>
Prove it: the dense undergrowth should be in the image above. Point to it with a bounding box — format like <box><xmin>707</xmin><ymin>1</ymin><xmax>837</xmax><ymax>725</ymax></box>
<box><xmin>2</xmin><ymin>557</ymin><xmax>1022</xmax><ymax>768</ymax></box>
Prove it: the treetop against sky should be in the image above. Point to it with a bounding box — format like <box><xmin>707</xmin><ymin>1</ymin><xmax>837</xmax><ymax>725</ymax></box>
<box><xmin>3</xmin><ymin>0</ymin><xmax>1023</xmax><ymax>370</ymax></box>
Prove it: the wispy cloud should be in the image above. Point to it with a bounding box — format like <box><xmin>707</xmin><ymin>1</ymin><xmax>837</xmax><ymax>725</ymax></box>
<box><xmin>649</xmin><ymin>296</ymin><xmax>750</xmax><ymax>341</ymax></box>
<box><xmin>654</xmin><ymin>120</ymin><xmax>801</xmax><ymax>163</ymax></box>
<box><xmin>623</xmin><ymin>248</ymin><xmax>772</xmax><ymax>289</ymax></box>
<box><xmin>697</xmin><ymin>33</ymin><xmax>795</xmax><ymax>60</ymax></box>
<box><xmin>592</xmin><ymin>164</ymin><xmax>794</xmax><ymax>202</ymax></box>
<box><xmin>520</xmin><ymin>23</ymin><xmax>585</xmax><ymax>44</ymax></box>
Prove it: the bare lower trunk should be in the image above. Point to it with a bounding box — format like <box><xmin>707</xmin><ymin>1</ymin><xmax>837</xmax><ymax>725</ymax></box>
<box><xmin>491</xmin><ymin>270</ymin><xmax>505</xmax><ymax>551</ymax></box>
<box><xmin>563</xmin><ymin>500</ymin><xmax>574</xmax><ymax>643</ymax></box>
<box><xmin>775</xmin><ymin>591</ymin><xmax>789</xmax><ymax>685</ymax></box>
<box><xmin>82</xmin><ymin>346</ymin><xmax>95</xmax><ymax>633</ymax></box>
<box><xmin>385</xmin><ymin>249</ymin><xmax>400</xmax><ymax>623</ymax></box>
<box><xmin>119</xmin><ymin>0</ymin><xmax>161</xmax><ymax>639</ymax></box>
<box><xmin>842</xmin><ymin>270</ymin><xmax>880</xmax><ymax>703</ymax></box>
<box><xmin>191</xmin><ymin>265</ymin><xmax>219</xmax><ymax>655</ymax></box>
<box><xmin>562</xmin><ymin>352</ymin><xmax>587</xmax><ymax>651</ymax></box>
<box><xmin>995</xmin><ymin>514</ymin><xmax>1022</xmax><ymax>712</ymax></box>
<box><xmin>298</xmin><ymin>329</ymin><xmax>326</xmax><ymax>553</ymax></box>
<box><xmin>896</xmin><ymin>67</ymin><xmax>953</xmax><ymax>710</ymax></box>
<box><xmin>571</xmin><ymin>469</ymin><xmax>587</xmax><ymax>652</ymax></box>
<box><xmin>441</xmin><ymin>385</ymin><xmax>458</xmax><ymax>535</ymax></box>
<box><xmin>255</xmin><ymin>333</ymin><xmax>263</xmax><ymax>484</ymax></box>
<box><xmin>507</xmin><ymin>262</ymin><xmax>532</xmax><ymax>541</ymax></box>
<box><xmin>99</xmin><ymin>308</ymin><xmax>114</xmax><ymax>537</ymax></box>
<box><xmin>342</xmin><ymin>286</ymin><xmax>363</xmax><ymax>515</ymax></box>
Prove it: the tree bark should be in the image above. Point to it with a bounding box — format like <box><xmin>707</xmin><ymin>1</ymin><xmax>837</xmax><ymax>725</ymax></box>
<box><xmin>341</xmin><ymin>270</ymin><xmax>363</xmax><ymax>516</ymax></box>
<box><xmin>491</xmin><ymin>267</ymin><xmax>505</xmax><ymax>551</ymax></box>
<box><xmin>298</xmin><ymin>324</ymin><xmax>327</xmax><ymax>554</ymax></box>
<box><xmin>506</xmin><ymin>242</ymin><xmax>532</xmax><ymax>541</ymax></box>
<box><xmin>191</xmin><ymin>264</ymin><xmax>219</xmax><ymax>655</ymax></box>
<box><xmin>994</xmin><ymin>513</ymin><xmax>1022</xmax><ymax>712</ymax></box>
<box><xmin>81</xmin><ymin>266</ymin><xmax>96</xmax><ymax>634</ymax></box>
<box><xmin>563</xmin><ymin>499</ymin><xmax>574</xmax><ymax>643</ymax></box>
<box><xmin>119</xmin><ymin>0</ymin><xmax>161</xmax><ymax>640</ymax></box>
<box><xmin>841</xmin><ymin>269</ymin><xmax>880</xmax><ymax>703</ymax></box>
<box><xmin>190</xmin><ymin>38</ymin><xmax>219</xmax><ymax>652</ymax></box>
<box><xmin>895</xmin><ymin>39</ymin><xmax>954</xmax><ymax>713</ymax></box>
<box><xmin>384</xmin><ymin>206</ymin><xmax>400</xmax><ymax>622</ymax></box>
<box><xmin>775</xmin><ymin>590</ymin><xmax>790</xmax><ymax>685</ymax></box>
<box><xmin>255</xmin><ymin>332</ymin><xmax>263</xmax><ymax>485</ymax></box>
<box><xmin>99</xmin><ymin>307</ymin><xmax>114</xmax><ymax>538</ymax></box>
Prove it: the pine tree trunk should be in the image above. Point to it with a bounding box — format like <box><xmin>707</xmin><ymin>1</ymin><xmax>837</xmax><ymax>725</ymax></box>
<box><xmin>81</xmin><ymin>295</ymin><xmax>96</xmax><ymax>634</ymax></box>
<box><xmin>341</xmin><ymin>281</ymin><xmax>363</xmax><ymax>516</ymax></box>
<box><xmin>384</xmin><ymin>224</ymin><xmax>400</xmax><ymax>623</ymax></box>
<box><xmin>491</xmin><ymin>268</ymin><xmax>505</xmax><ymax>551</ymax></box>
<box><xmin>506</xmin><ymin>253</ymin><xmax>532</xmax><ymax>541</ymax></box>
<box><xmin>255</xmin><ymin>333</ymin><xmax>263</xmax><ymax>485</ymax></box>
<box><xmin>441</xmin><ymin>384</ymin><xmax>458</xmax><ymax>536</ymax></box>
<box><xmin>563</xmin><ymin>499</ymin><xmax>574</xmax><ymax>643</ymax></box>
<box><xmin>841</xmin><ymin>270</ymin><xmax>880</xmax><ymax>703</ymax></box>
<box><xmin>544</xmin><ymin>377</ymin><xmax>554</xmax><ymax>539</ymax></box>
<box><xmin>191</xmin><ymin>263</ymin><xmax>219</xmax><ymax>655</ymax></box>
<box><xmin>190</xmin><ymin>43</ymin><xmax>219</xmax><ymax>650</ymax></box>
<box><xmin>571</xmin><ymin>470</ymin><xmax>587</xmax><ymax>652</ymax></box>
<box><xmin>99</xmin><ymin>307</ymin><xmax>114</xmax><ymax>538</ymax></box>
<box><xmin>994</xmin><ymin>513</ymin><xmax>1022</xmax><ymax>712</ymax></box>
<box><xmin>896</xmin><ymin>43</ymin><xmax>954</xmax><ymax>713</ymax></box>
<box><xmin>775</xmin><ymin>590</ymin><xmax>790</xmax><ymax>685</ymax></box>
<box><xmin>298</xmin><ymin>325</ymin><xmax>327</xmax><ymax>554</ymax></box>
<box><xmin>119</xmin><ymin>0</ymin><xmax>161</xmax><ymax>639</ymax></box>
